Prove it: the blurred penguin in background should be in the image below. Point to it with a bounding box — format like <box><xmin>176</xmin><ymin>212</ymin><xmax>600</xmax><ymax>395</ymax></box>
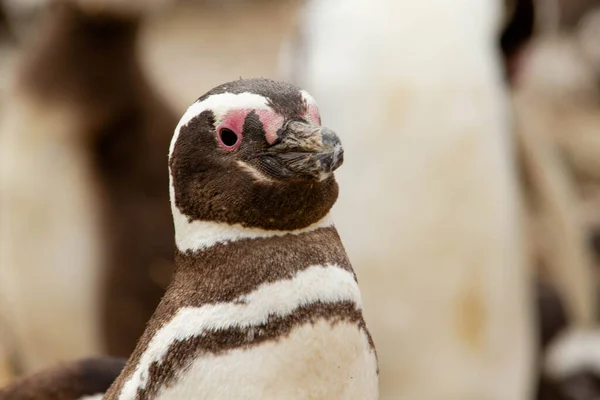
<box><xmin>0</xmin><ymin>0</ymin><xmax>178</xmax><ymax>377</ymax></box>
<box><xmin>0</xmin><ymin>0</ymin><xmax>308</xmax><ymax>382</ymax></box>
<box><xmin>509</xmin><ymin>0</ymin><xmax>600</xmax><ymax>398</ymax></box>
<box><xmin>0</xmin><ymin>2</ymin><xmax>16</xmax><ymax>96</ymax></box>
<box><xmin>0</xmin><ymin>1</ymin><xmax>24</xmax><ymax>386</ymax></box>
<box><xmin>283</xmin><ymin>0</ymin><xmax>535</xmax><ymax>398</ymax></box>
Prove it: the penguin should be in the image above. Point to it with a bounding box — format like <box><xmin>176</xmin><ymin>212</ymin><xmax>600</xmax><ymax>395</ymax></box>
<box><xmin>281</xmin><ymin>0</ymin><xmax>534</xmax><ymax>399</ymax></box>
<box><xmin>98</xmin><ymin>77</ymin><xmax>378</xmax><ymax>399</ymax></box>
<box><xmin>0</xmin><ymin>1</ymin><xmax>24</xmax><ymax>385</ymax></box>
<box><xmin>0</xmin><ymin>357</ymin><xmax>125</xmax><ymax>400</ymax></box>
<box><xmin>0</xmin><ymin>0</ymin><xmax>177</xmax><ymax>373</ymax></box>
<box><xmin>511</xmin><ymin>3</ymin><xmax>600</xmax><ymax>399</ymax></box>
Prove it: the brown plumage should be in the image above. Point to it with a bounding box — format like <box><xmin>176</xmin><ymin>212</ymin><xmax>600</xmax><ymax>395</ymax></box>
<box><xmin>0</xmin><ymin>357</ymin><xmax>125</xmax><ymax>400</ymax></box>
<box><xmin>104</xmin><ymin>229</ymin><xmax>372</xmax><ymax>398</ymax></box>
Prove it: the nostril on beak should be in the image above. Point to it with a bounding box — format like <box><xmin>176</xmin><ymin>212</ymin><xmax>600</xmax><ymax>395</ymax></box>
<box><xmin>320</xmin><ymin>127</ymin><xmax>344</xmax><ymax>171</ymax></box>
<box><xmin>332</xmin><ymin>144</ymin><xmax>344</xmax><ymax>171</ymax></box>
<box><xmin>313</xmin><ymin>139</ymin><xmax>343</xmax><ymax>178</ymax></box>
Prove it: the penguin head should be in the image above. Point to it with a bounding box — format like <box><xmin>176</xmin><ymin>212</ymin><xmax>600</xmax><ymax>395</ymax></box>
<box><xmin>169</xmin><ymin>78</ymin><xmax>343</xmax><ymax>230</ymax></box>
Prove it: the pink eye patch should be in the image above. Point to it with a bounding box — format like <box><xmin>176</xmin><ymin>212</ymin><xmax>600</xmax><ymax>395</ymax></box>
<box><xmin>255</xmin><ymin>109</ymin><xmax>285</xmax><ymax>145</ymax></box>
<box><xmin>216</xmin><ymin>105</ymin><xmax>321</xmax><ymax>149</ymax></box>
<box><xmin>215</xmin><ymin>109</ymin><xmax>247</xmax><ymax>150</ymax></box>
<box><xmin>305</xmin><ymin>103</ymin><xmax>321</xmax><ymax>126</ymax></box>
<box><xmin>217</xmin><ymin>108</ymin><xmax>285</xmax><ymax>146</ymax></box>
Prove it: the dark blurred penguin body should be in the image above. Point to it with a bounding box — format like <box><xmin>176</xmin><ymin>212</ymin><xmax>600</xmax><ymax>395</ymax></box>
<box><xmin>0</xmin><ymin>0</ymin><xmax>176</xmax><ymax>372</ymax></box>
<box><xmin>0</xmin><ymin>357</ymin><xmax>125</xmax><ymax>400</ymax></box>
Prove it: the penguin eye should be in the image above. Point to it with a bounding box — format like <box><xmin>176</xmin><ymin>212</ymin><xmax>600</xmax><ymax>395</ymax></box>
<box><xmin>218</xmin><ymin>128</ymin><xmax>241</xmax><ymax>150</ymax></box>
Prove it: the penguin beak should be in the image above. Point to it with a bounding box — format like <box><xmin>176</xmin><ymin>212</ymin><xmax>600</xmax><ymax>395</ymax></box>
<box><xmin>263</xmin><ymin>120</ymin><xmax>344</xmax><ymax>181</ymax></box>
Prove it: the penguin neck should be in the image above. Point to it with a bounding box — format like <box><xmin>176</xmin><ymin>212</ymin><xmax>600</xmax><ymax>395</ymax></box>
<box><xmin>104</xmin><ymin>207</ymin><xmax>359</xmax><ymax>400</ymax></box>
<box><xmin>170</xmin><ymin>200</ymin><xmax>335</xmax><ymax>254</ymax></box>
<box><xmin>168</xmin><ymin>207</ymin><xmax>347</xmax><ymax>304</ymax></box>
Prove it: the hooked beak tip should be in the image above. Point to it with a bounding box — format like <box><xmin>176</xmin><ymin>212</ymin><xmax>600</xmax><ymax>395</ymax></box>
<box><xmin>265</xmin><ymin>122</ymin><xmax>343</xmax><ymax>180</ymax></box>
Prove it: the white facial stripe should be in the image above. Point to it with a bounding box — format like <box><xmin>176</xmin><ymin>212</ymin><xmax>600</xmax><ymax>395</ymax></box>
<box><xmin>235</xmin><ymin>160</ymin><xmax>275</xmax><ymax>183</ymax></box>
<box><xmin>118</xmin><ymin>264</ymin><xmax>362</xmax><ymax>399</ymax></box>
<box><xmin>168</xmin><ymin>92</ymin><xmax>273</xmax><ymax>157</ymax></box>
<box><xmin>300</xmin><ymin>89</ymin><xmax>321</xmax><ymax>125</ymax></box>
<box><xmin>300</xmin><ymin>90</ymin><xmax>318</xmax><ymax>107</ymax></box>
